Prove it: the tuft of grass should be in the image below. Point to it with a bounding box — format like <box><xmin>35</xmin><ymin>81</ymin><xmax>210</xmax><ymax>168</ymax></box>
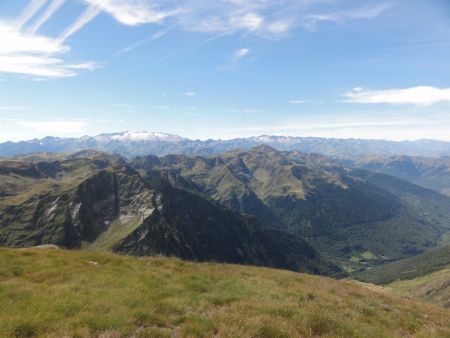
<box><xmin>0</xmin><ymin>247</ymin><xmax>450</xmax><ymax>337</ymax></box>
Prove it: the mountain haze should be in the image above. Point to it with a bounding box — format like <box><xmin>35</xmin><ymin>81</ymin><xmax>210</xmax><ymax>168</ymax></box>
<box><xmin>3</xmin><ymin>132</ymin><xmax>450</xmax><ymax>158</ymax></box>
<box><xmin>345</xmin><ymin>155</ymin><xmax>450</xmax><ymax>196</ymax></box>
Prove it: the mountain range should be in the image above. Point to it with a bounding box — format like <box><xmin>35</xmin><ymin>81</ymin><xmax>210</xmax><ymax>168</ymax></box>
<box><xmin>343</xmin><ymin>155</ymin><xmax>450</xmax><ymax>196</ymax></box>
<box><xmin>2</xmin><ymin>145</ymin><xmax>450</xmax><ymax>277</ymax></box>
<box><xmin>3</xmin><ymin>131</ymin><xmax>450</xmax><ymax>158</ymax></box>
<box><xmin>0</xmin><ymin>149</ymin><xmax>339</xmax><ymax>276</ymax></box>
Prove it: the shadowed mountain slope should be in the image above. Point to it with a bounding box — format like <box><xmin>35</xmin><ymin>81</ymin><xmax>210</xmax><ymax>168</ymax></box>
<box><xmin>0</xmin><ymin>153</ymin><xmax>338</xmax><ymax>276</ymax></box>
<box><xmin>133</xmin><ymin>146</ymin><xmax>450</xmax><ymax>271</ymax></box>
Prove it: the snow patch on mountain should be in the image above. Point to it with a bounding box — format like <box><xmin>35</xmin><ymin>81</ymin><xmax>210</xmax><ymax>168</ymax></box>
<box><xmin>96</xmin><ymin>132</ymin><xmax>184</xmax><ymax>142</ymax></box>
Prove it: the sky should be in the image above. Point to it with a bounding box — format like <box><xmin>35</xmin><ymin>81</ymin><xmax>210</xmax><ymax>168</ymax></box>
<box><xmin>1</xmin><ymin>0</ymin><xmax>450</xmax><ymax>142</ymax></box>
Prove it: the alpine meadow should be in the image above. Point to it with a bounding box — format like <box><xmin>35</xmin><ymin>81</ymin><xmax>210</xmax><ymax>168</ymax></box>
<box><xmin>1</xmin><ymin>1</ymin><xmax>450</xmax><ymax>337</ymax></box>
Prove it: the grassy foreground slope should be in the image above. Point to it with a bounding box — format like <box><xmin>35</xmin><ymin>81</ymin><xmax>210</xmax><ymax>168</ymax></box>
<box><xmin>389</xmin><ymin>267</ymin><xmax>450</xmax><ymax>309</ymax></box>
<box><xmin>1</xmin><ymin>248</ymin><xmax>450</xmax><ymax>338</ymax></box>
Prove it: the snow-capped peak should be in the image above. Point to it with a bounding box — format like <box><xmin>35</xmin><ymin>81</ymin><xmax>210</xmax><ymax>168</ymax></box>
<box><xmin>96</xmin><ymin>132</ymin><xmax>184</xmax><ymax>142</ymax></box>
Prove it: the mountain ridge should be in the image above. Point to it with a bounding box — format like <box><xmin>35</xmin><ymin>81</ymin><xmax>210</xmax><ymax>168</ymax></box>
<box><xmin>3</xmin><ymin>132</ymin><xmax>450</xmax><ymax>158</ymax></box>
<box><xmin>3</xmin><ymin>145</ymin><xmax>450</xmax><ymax>276</ymax></box>
<box><xmin>133</xmin><ymin>146</ymin><xmax>450</xmax><ymax>270</ymax></box>
<box><xmin>0</xmin><ymin>150</ymin><xmax>339</xmax><ymax>276</ymax></box>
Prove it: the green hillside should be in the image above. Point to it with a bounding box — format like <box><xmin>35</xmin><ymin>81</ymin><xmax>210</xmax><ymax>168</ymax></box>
<box><xmin>355</xmin><ymin>245</ymin><xmax>450</xmax><ymax>285</ymax></box>
<box><xmin>0</xmin><ymin>153</ymin><xmax>338</xmax><ymax>276</ymax></box>
<box><xmin>346</xmin><ymin>155</ymin><xmax>450</xmax><ymax>196</ymax></box>
<box><xmin>354</xmin><ymin>245</ymin><xmax>450</xmax><ymax>308</ymax></box>
<box><xmin>1</xmin><ymin>247</ymin><xmax>450</xmax><ymax>338</ymax></box>
<box><xmin>389</xmin><ymin>267</ymin><xmax>450</xmax><ymax>309</ymax></box>
<box><xmin>3</xmin><ymin>146</ymin><xmax>450</xmax><ymax>276</ymax></box>
<box><xmin>132</xmin><ymin>146</ymin><xmax>450</xmax><ymax>270</ymax></box>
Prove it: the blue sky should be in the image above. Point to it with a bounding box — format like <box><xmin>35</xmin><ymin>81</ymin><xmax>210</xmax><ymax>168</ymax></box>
<box><xmin>1</xmin><ymin>0</ymin><xmax>450</xmax><ymax>141</ymax></box>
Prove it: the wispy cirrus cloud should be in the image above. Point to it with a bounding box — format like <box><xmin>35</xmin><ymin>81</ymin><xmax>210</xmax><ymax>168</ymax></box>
<box><xmin>181</xmin><ymin>91</ymin><xmax>196</xmax><ymax>96</ymax></box>
<box><xmin>1</xmin><ymin>0</ymin><xmax>392</xmax><ymax>79</ymax></box>
<box><xmin>27</xmin><ymin>0</ymin><xmax>66</xmax><ymax>35</ymax></box>
<box><xmin>233</xmin><ymin>48</ymin><xmax>250</xmax><ymax>61</ymax></box>
<box><xmin>1</xmin><ymin>0</ymin><xmax>183</xmax><ymax>78</ymax></box>
<box><xmin>116</xmin><ymin>26</ymin><xmax>173</xmax><ymax>56</ymax></box>
<box><xmin>289</xmin><ymin>99</ymin><xmax>309</xmax><ymax>104</ymax></box>
<box><xmin>83</xmin><ymin>0</ymin><xmax>182</xmax><ymax>26</ymax></box>
<box><xmin>344</xmin><ymin>86</ymin><xmax>450</xmax><ymax>106</ymax></box>
<box><xmin>57</xmin><ymin>4</ymin><xmax>101</xmax><ymax>42</ymax></box>
<box><xmin>15</xmin><ymin>0</ymin><xmax>49</xmax><ymax>29</ymax></box>
<box><xmin>301</xmin><ymin>3</ymin><xmax>391</xmax><ymax>30</ymax></box>
<box><xmin>0</xmin><ymin>20</ymin><xmax>97</xmax><ymax>78</ymax></box>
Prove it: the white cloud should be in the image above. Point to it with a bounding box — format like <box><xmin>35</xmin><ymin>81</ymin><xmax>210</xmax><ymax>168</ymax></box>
<box><xmin>0</xmin><ymin>21</ymin><xmax>66</xmax><ymax>55</ymax></box>
<box><xmin>229</xmin><ymin>12</ymin><xmax>263</xmax><ymax>31</ymax></box>
<box><xmin>289</xmin><ymin>99</ymin><xmax>309</xmax><ymax>104</ymax></box>
<box><xmin>267</xmin><ymin>20</ymin><xmax>290</xmax><ymax>34</ymax></box>
<box><xmin>16</xmin><ymin>120</ymin><xmax>89</xmax><ymax>133</ymax></box>
<box><xmin>0</xmin><ymin>13</ymin><xmax>96</xmax><ymax>78</ymax></box>
<box><xmin>182</xmin><ymin>91</ymin><xmax>196</xmax><ymax>96</ymax></box>
<box><xmin>15</xmin><ymin>0</ymin><xmax>49</xmax><ymax>29</ymax></box>
<box><xmin>227</xmin><ymin>107</ymin><xmax>263</xmax><ymax>113</ymax></box>
<box><xmin>344</xmin><ymin>86</ymin><xmax>450</xmax><ymax>106</ymax></box>
<box><xmin>57</xmin><ymin>4</ymin><xmax>101</xmax><ymax>42</ymax></box>
<box><xmin>83</xmin><ymin>0</ymin><xmax>181</xmax><ymax>26</ymax></box>
<box><xmin>168</xmin><ymin>1</ymin><xmax>330</xmax><ymax>37</ymax></box>
<box><xmin>27</xmin><ymin>0</ymin><xmax>66</xmax><ymax>35</ymax></box>
<box><xmin>0</xmin><ymin>55</ymin><xmax>97</xmax><ymax>78</ymax></box>
<box><xmin>116</xmin><ymin>26</ymin><xmax>172</xmax><ymax>55</ymax></box>
<box><xmin>233</xmin><ymin>48</ymin><xmax>250</xmax><ymax>60</ymax></box>
<box><xmin>301</xmin><ymin>4</ymin><xmax>391</xmax><ymax>30</ymax></box>
<box><xmin>1</xmin><ymin>0</ymin><xmax>392</xmax><ymax>79</ymax></box>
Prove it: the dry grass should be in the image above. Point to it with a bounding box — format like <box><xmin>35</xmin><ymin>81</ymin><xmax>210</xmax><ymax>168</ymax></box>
<box><xmin>388</xmin><ymin>267</ymin><xmax>450</xmax><ymax>309</ymax></box>
<box><xmin>1</xmin><ymin>247</ymin><xmax>450</xmax><ymax>338</ymax></box>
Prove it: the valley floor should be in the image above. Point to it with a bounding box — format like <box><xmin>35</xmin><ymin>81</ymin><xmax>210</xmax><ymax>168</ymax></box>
<box><xmin>1</xmin><ymin>248</ymin><xmax>450</xmax><ymax>338</ymax></box>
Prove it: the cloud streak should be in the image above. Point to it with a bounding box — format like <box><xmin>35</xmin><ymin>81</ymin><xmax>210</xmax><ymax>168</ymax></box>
<box><xmin>1</xmin><ymin>0</ymin><xmax>392</xmax><ymax>79</ymax></box>
<box><xmin>58</xmin><ymin>4</ymin><xmax>101</xmax><ymax>42</ymax></box>
<box><xmin>344</xmin><ymin>86</ymin><xmax>450</xmax><ymax>106</ymax></box>
<box><xmin>0</xmin><ymin>21</ymin><xmax>96</xmax><ymax>78</ymax></box>
<box><xmin>301</xmin><ymin>3</ymin><xmax>391</xmax><ymax>30</ymax></box>
<box><xmin>83</xmin><ymin>0</ymin><xmax>181</xmax><ymax>26</ymax></box>
<box><xmin>116</xmin><ymin>26</ymin><xmax>173</xmax><ymax>56</ymax></box>
<box><xmin>27</xmin><ymin>0</ymin><xmax>66</xmax><ymax>35</ymax></box>
<box><xmin>15</xmin><ymin>0</ymin><xmax>48</xmax><ymax>29</ymax></box>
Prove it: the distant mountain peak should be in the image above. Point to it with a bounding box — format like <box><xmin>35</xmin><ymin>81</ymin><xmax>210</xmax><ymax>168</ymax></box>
<box><xmin>2</xmin><ymin>131</ymin><xmax>450</xmax><ymax>158</ymax></box>
<box><xmin>249</xmin><ymin>144</ymin><xmax>279</xmax><ymax>153</ymax></box>
<box><xmin>95</xmin><ymin>131</ymin><xmax>185</xmax><ymax>142</ymax></box>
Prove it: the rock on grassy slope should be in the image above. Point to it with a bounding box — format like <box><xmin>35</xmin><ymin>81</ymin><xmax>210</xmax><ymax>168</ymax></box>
<box><xmin>0</xmin><ymin>247</ymin><xmax>449</xmax><ymax>338</ymax></box>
